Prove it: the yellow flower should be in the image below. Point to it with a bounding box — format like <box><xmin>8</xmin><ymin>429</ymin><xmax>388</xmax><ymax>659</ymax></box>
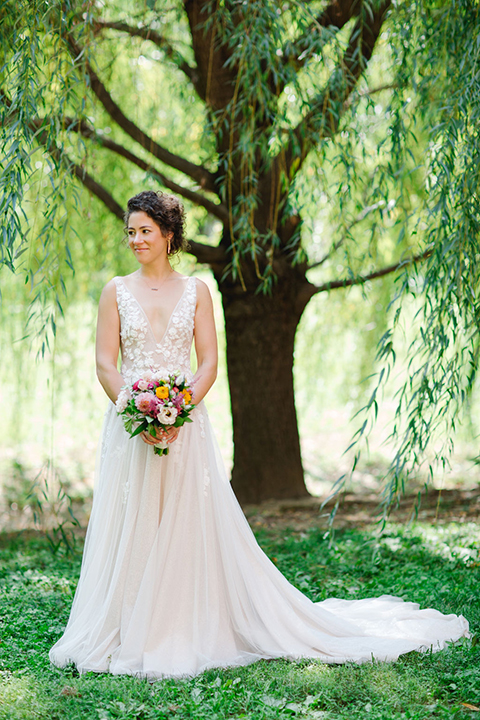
<box><xmin>182</xmin><ymin>391</ymin><xmax>192</xmax><ymax>404</ymax></box>
<box><xmin>156</xmin><ymin>385</ymin><xmax>169</xmax><ymax>399</ymax></box>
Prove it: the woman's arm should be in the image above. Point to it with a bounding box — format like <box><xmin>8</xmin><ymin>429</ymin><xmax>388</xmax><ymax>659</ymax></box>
<box><xmin>192</xmin><ymin>279</ymin><xmax>218</xmax><ymax>404</ymax></box>
<box><xmin>95</xmin><ymin>280</ymin><xmax>124</xmax><ymax>403</ymax></box>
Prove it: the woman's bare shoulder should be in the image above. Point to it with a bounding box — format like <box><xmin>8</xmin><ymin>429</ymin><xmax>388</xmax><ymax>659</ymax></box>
<box><xmin>193</xmin><ymin>278</ymin><xmax>214</xmax><ymax>315</ymax></box>
<box><xmin>102</xmin><ymin>270</ymin><xmax>138</xmax><ymax>290</ymax></box>
<box><xmin>193</xmin><ymin>277</ymin><xmax>212</xmax><ymax>294</ymax></box>
<box><xmin>111</xmin><ymin>271</ymin><xmax>138</xmax><ymax>283</ymax></box>
<box><xmin>98</xmin><ymin>277</ymin><xmax>120</xmax><ymax>305</ymax></box>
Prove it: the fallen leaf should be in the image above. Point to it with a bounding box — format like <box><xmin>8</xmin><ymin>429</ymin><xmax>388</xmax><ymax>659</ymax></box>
<box><xmin>262</xmin><ymin>695</ymin><xmax>284</xmax><ymax>707</ymax></box>
<box><xmin>59</xmin><ymin>686</ymin><xmax>81</xmax><ymax>697</ymax></box>
<box><xmin>285</xmin><ymin>702</ymin><xmax>302</xmax><ymax>712</ymax></box>
<box><xmin>461</xmin><ymin>703</ymin><xmax>480</xmax><ymax>711</ymax></box>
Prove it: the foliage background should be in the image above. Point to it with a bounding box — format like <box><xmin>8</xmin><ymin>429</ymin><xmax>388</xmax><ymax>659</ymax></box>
<box><xmin>2</xmin><ymin>0</ymin><xmax>480</xmax><ymax>522</ymax></box>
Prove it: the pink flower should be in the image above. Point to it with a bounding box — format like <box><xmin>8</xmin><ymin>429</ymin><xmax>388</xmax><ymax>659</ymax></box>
<box><xmin>150</xmin><ymin>397</ymin><xmax>161</xmax><ymax>412</ymax></box>
<box><xmin>132</xmin><ymin>378</ymin><xmax>153</xmax><ymax>392</ymax></box>
<box><xmin>135</xmin><ymin>392</ymin><xmax>155</xmax><ymax>414</ymax></box>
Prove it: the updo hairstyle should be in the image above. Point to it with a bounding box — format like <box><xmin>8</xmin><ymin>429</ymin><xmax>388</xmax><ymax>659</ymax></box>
<box><xmin>124</xmin><ymin>190</ymin><xmax>188</xmax><ymax>256</ymax></box>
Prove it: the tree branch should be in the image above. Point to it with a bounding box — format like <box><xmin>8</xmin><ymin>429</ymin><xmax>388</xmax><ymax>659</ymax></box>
<box><xmin>307</xmin><ymin>201</ymin><xmax>387</xmax><ymax>270</ymax></box>
<box><xmin>311</xmin><ymin>249</ymin><xmax>433</xmax><ymax>294</ymax></box>
<box><xmin>187</xmin><ymin>239</ymin><xmax>226</xmax><ymax>266</ymax></box>
<box><xmin>23</xmin><ymin>113</ymin><xmax>126</xmax><ymax>221</ymax></box>
<box><xmin>345</xmin><ymin>82</ymin><xmax>396</xmax><ymax>106</ymax></box>
<box><xmin>65</xmin><ymin>118</ymin><xmax>228</xmax><ymax>222</ymax></box>
<box><xmin>93</xmin><ymin>19</ymin><xmax>202</xmax><ymax>93</ymax></box>
<box><xmin>280</xmin><ymin>0</ymin><xmax>362</xmax><ymax>85</ymax></box>
<box><xmin>183</xmin><ymin>0</ymin><xmax>238</xmax><ymax>110</ymax></box>
<box><xmin>72</xmin><ymin>163</ymin><xmax>125</xmax><ymax>219</ymax></box>
<box><xmin>282</xmin><ymin>0</ymin><xmax>391</xmax><ymax>175</ymax></box>
<box><xmin>65</xmin><ymin>34</ymin><xmax>217</xmax><ymax>193</ymax></box>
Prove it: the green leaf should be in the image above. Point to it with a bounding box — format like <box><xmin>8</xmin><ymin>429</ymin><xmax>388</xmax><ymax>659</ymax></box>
<box><xmin>130</xmin><ymin>421</ymin><xmax>148</xmax><ymax>439</ymax></box>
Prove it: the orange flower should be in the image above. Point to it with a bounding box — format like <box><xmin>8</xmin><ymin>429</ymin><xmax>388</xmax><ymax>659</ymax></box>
<box><xmin>156</xmin><ymin>385</ymin><xmax>169</xmax><ymax>400</ymax></box>
<box><xmin>182</xmin><ymin>391</ymin><xmax>192</xmax><ymax>404</ymax></box>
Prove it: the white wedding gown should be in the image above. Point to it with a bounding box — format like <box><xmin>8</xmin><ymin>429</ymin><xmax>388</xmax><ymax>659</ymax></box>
<box><xmin>49</xmin><ymin>275</ymin><xmax>469</xmax><ymax>678</ymax></box>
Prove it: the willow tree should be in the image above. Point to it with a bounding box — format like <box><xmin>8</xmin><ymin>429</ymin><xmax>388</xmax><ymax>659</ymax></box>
<box><xmin>2</xmin><ymin>0</ymin><xmax>479</xmax><ymax>506</ymax></box>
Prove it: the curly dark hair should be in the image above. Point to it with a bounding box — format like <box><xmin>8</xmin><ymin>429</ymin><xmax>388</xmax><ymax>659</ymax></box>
<box><xmin>124</xmin><ymin>191</ymin><xmax>188</xmax><ymax>256</ymax></box>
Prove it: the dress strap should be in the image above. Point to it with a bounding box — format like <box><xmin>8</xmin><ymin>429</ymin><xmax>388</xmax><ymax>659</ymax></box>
<box><xmin>186</xmin><ymin>276</ymin><xmax>197</xmax><ymax>325</ymax></box>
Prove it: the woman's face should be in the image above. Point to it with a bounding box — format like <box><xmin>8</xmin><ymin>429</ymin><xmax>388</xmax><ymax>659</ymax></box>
<box><xmin>127</xmin><ymin>211</ymin><xmax>172</xmax><ymax>264</ymax></box>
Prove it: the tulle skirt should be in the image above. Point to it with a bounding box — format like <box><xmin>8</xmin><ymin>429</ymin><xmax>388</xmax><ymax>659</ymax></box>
<box><xmin>49</xmin><ymin>402</ymin><xmax>469</xmax><ymax>678</ymax></box>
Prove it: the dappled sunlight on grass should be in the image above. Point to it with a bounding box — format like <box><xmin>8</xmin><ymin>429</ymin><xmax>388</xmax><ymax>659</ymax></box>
<box><xmin>0</xmin><ymin>523</ymin><xmax>478</xmax><ymax>719</ymax></box>
<box><xmin>290</xmin><ymin>660</ymin><xmax>435</xmax><ymax>713</ymax></box>
<box><xmin>0</xmin><ymin>672</ymin><xmax>51</xmax><ymax>720</ymax></box>
<box><xmin>404</xmin><ymin>523</ymin><xmax>480</xmax><ymax>565</ymax></box>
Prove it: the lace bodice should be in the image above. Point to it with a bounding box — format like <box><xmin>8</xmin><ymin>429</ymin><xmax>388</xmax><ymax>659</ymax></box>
<box><xmin>114</xmin><ymin>276</ymin><xmax>196</xmax><ymax>384</ymax></box>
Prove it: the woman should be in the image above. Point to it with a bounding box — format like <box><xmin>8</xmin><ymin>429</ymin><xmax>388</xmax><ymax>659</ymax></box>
<box><xmin>50</xmin><ymin>190</ymin><xmax>469</xmax><ymax>678</ymax></box>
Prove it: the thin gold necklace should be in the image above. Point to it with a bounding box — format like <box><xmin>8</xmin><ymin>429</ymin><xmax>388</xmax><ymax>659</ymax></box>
<box><xmin>139</xmin><ymin>269</ymin><xmax>173</xmax><ymax>292</ymax></box>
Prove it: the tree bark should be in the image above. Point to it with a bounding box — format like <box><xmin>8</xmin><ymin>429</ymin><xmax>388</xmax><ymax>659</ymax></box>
<box><xmin>217</xmin><ymin>268</ymin><xmax>311</xmax><ymax>504</ymax></box>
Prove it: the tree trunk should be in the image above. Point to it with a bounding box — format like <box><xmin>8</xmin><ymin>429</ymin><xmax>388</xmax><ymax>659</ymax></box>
<box><xmin>218</xmin><ymin>271</ymin><xmax>311</xmax><ymax>504</ymax></box>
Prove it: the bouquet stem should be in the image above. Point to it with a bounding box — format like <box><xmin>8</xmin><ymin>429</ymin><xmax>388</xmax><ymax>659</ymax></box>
<box><xmin>154</xmin><ymin>444</ymin><xmax>169</xmax><ymax>456</ymax></box>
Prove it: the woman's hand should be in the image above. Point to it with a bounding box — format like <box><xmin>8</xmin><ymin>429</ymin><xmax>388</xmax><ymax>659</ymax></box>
<box><xmin>141</xmin><ymin>426</ymin><xmax>180</xmax><ymax>446</ymax></box>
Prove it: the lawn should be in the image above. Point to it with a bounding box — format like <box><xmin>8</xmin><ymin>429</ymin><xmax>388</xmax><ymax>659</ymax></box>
<box><xmin>0</xmin><ymin>522</ymin><xmax>479</xmax><ymax>719</ymax></box>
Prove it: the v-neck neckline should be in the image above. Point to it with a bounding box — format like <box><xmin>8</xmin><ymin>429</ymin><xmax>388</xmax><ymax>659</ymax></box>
<box><xmin>119</xmin><ymin>276</ymin><xmax>192</xmax><ymax>347</ymax></box>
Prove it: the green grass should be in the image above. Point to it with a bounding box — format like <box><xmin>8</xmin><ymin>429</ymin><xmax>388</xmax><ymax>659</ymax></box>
<box><xmin>0</xmin><ymin>523</ymin><xmax>479</xmax><ymax>719</ymax></box>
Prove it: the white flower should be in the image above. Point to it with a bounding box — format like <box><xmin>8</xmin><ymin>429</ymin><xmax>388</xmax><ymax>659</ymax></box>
<box><xmin>175</xmin><ymin>373</ymin><xmax>185</xmax><ymax>386</ymax></box>
<box><xmin>156</xmin><ymin>405</ymin><xmax>178</xmax><ymax>425</ymax></box>
<box><xmin>115</xmin><ymin>388</ymin><xmax>131</xmax><ymax>413</ymax></box>
<box><xmin>153</xmin><ymin>368</ymin><xmax>169</xmax><ymax>383</ymax></box>
<box><xmin>137</xmin><ymin>379</ymin><xmax>150</xmax><ymax>391</ymax></box>
<box><xmin>142</xmin><ymin>370</ymin><xmax>154</xmax><ymax>382</ymax></box>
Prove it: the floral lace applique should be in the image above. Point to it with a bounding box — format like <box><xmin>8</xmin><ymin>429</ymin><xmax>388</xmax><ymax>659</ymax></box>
<box><xmin>203</xmin><ymin>465</ymin><xmax>211</xmax><ymax>497</ymax></box>
<box><xmin>122</xmin><ymin>477</ymin><xmax>130</xmax><ymax>505</ymax></box>
<box><xmin>114</xmin><ymin>276</ymin><xmax>196</xmax><ymax>383</ymax></box>
<box><xmin>197</xmin><ymin>411</ymin><xmax>206</xmax><ymax>439</ymax></box>
<box><xmin>101</xmin><ymin>409</ymin><xmax>114</xmax><ymax>463</ymax></box>
<box><xmin>114</xmin><ymin>278</ymin><xmax>151</xmax><ymax>379</ymax></box>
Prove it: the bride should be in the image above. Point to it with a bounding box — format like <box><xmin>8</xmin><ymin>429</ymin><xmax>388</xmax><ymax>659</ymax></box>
<box><xmin>49</xmin><ymin>190</ymin><xmax>469</xmax><ymax>678</ymax></box>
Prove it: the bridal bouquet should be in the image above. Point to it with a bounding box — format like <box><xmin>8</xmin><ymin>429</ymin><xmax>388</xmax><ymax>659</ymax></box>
<box><xmin>115</xmin><ymin>370</ymin><xmax>195</xmax><ymax>456</ymax></box>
